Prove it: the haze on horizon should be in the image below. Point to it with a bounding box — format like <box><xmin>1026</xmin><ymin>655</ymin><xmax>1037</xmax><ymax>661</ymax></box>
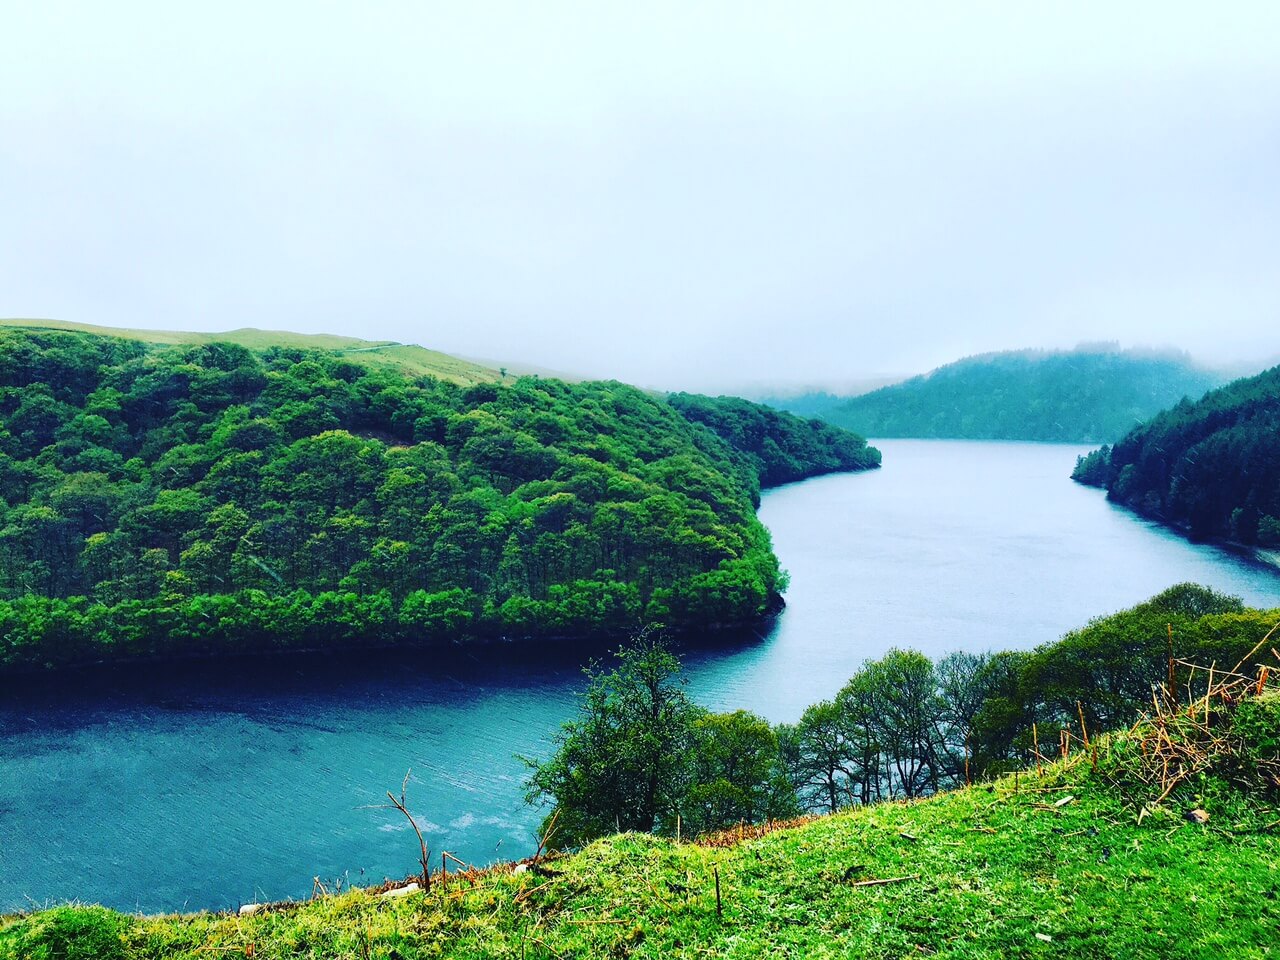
<box><xmin>3</xmin><ymin>2</ymin><xmax>1278</xmax><ymax>393</ymax></box>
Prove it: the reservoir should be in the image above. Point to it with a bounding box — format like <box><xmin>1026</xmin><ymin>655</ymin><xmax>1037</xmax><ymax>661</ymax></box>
<box><xmin>3</xmin><ymin>440</ymin><xmax>1279</xmax><ymax>913</ymax></box>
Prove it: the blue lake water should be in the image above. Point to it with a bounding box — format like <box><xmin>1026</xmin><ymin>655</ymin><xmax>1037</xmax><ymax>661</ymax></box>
<box><xmin>3</xmin><ymin>439</ymin><xmax>1279</xmax><ymax>913</ymax></box>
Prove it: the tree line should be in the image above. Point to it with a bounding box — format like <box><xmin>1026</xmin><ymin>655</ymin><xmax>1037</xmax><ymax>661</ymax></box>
<box><xmin>1072</xmin><ymin>363</ymin><xmax>1280</xmax><ymax>547</ymax></box>
<box><xmin>527</xmin><ymin>583</ymin><xmax>1280</xmax><ymax>846</ymax></box>
<box><xmin>0</xmin><ymin>328</ymin><xmax>879</xmax><ymax>672</ymax></box>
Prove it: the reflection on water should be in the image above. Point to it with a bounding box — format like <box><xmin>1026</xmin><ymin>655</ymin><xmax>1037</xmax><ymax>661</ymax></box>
<box><xmin>2</xmin><ymin>440</ymin><xmax>1278</xmax><ymax>912</ymax></box>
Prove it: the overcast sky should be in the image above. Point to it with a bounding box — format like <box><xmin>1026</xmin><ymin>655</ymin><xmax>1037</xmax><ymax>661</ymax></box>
<box><xmin>4</xmin><ymin>2</ymin><xmax>1278</xmax><ymax>391</ymax></box>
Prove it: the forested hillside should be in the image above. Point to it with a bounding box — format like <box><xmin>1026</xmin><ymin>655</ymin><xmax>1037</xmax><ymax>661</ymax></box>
<box><xmin>0</xmin><ymin>327</ymin><xmax>879</xmax><ymax>671</ymax></box>
<box><xmin>824</xmin><ymin>345</ymin><xmax>1224</xmax><ymax>442</ymax></box>
<box><xmin>1072</xmin><ymin>364</ymin><xmax>1280</xmax><ymax>545</ymax></box>
<box><xmin>667</xmin><ymin>392</ymin><xmax>880</xmax><ymax>487</ymax></box>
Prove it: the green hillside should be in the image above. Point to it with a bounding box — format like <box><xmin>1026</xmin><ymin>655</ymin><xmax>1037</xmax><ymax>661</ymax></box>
<box><xmin>6</xmin><ymin>694</ymin><xmax>1277</xmax><ymax>958</ymax></box>
<box><xmin>824</xmin><ymin>345</ymin><xmax>1225</xmax><ymax>443</ymax></box>
<box><xmin>0</xmin><ymin>318</ymin><xmax>503</xmax><ymax>385</ymax></box>
<box><xmin>668</xmin><ymin>392</ymin><xmax>880</xmax><ymax>487</ymax></box>
<box><xmin>1073</xmin><ymin>364</ymin><xmax>1280</xmax><ymax>546</ymax></box>
<box><xmin>0</xmin><ymin>326</ymin><xmax>879</xmax><ymax>672</ymax></box>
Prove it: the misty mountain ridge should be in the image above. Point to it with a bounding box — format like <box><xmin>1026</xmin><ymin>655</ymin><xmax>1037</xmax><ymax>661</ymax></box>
<box><xmin>810</xmin><ymin>344</ymin><xmax>1229</xmax><ymax>443</ymax></box>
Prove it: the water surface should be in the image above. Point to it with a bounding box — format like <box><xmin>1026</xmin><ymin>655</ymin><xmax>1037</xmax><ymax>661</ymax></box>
<box><xmin>3</xmin><ymin>440</ymin><xmax>1278</xmax><ymax>912</ymax></box>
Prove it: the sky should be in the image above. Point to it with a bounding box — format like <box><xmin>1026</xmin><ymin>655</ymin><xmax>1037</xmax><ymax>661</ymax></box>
<box><xmin>3</xmin><ymin>2</ymin><xmax>1279</xmax><ymax>392</ymax></box>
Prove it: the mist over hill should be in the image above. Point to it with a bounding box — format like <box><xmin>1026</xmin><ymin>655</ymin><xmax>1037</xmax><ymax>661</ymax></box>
<box><xmin>818</xmin><ymin>345</ymin><xmax>1226</xmax><ymax>443</ymax></box>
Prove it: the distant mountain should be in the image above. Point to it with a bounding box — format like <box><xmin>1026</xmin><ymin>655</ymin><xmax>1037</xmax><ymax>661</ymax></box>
<box><xmin>1073</xmin><ymin>364</ymin><xmax>1280</xmax><ymax>546</ymax></box>
<box><xmin>744</xmin><ymin>379</ymin><xmax>905</xmax><ymax>420</ymax></box>
<box><xmin>745</xmin><ymin>391</ymin><xmax>846</xmax><ymax>420</ymax></box>
<box><xmin>822</xmin><ymin>345</ymin><xmax>1226</xmax><ymax>443</ymax></box>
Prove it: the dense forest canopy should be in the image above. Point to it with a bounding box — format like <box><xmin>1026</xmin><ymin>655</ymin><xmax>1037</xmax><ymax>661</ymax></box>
<box><xmin>1072</xmin><ymin>364</ymin><xmax>1280</xmax><ymax>546</ymax></box>
<box><xmin>821</xmin><ymin>345</ymin><xmax>1225</xmax><ymax>443</ymax></box>
<box><xmin>0</xmin><ymin>327</ymin><xmax>879</xmax><ymax>671</ymax></box>
<box><xmin>666</xmin><ymin>392</ymin><xmax>879</xmax><ymax>488</ymax></box>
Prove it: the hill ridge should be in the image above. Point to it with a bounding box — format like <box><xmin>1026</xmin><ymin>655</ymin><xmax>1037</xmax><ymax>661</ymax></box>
<box><xmin>819</xmin><ymin>344</ymin><xmax>1226</xmax><ymax>443</ymax></box>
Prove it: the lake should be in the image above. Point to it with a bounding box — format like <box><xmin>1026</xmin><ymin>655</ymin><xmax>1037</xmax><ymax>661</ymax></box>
<box><xmin>3</xmin><ymin>440</ymin><xmax>1279</xmax><ymax>913</ymax></box>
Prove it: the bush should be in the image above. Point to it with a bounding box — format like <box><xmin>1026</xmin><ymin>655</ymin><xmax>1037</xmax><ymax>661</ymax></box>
<box><xmin>2</xmin><ymin>906</ymin><xmax>133</xmax><ymax>960</ymax></box>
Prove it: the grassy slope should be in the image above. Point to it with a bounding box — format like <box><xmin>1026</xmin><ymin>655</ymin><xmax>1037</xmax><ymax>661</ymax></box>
<box><xmin>0</xmin><ymin>318</ymin><xmax>502</xmax><ymax>385</ymax></box>
<box><xmin>6</xmin><ymin>752</ymin><xmax>1276</xmax><ymax>959</ymax></box>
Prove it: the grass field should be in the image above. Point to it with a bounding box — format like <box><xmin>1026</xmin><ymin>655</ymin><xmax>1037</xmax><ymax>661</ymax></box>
<box><xmin>0</xmin><ymin>318</ymin><xmax>504</xmax><ymax>385</ymax></box>
<box><xmin>4</xmin><ymin>731</ymin><xmax>1277</xmax><ymax>959</ymax></box>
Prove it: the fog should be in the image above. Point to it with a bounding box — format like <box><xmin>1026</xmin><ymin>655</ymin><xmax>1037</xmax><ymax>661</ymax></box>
<box><xmin>4</xmin><ymin>2</ymin><xmax>1278</xmax><ymax>391</ymax></box>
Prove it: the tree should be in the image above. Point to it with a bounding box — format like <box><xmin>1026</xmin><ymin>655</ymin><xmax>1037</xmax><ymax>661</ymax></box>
<box><xmin>780</xmin><ymin>699</ymin><xmax>860</xmax><ymax>813</ymax></box>
<box><xmin>935</xmin><ymin>651</ymin><xmax>993</xmax><ymax>785</ymax></box>
<box><xmin>861</xmin><ymin>649</ymin><xmax>942</xmax><ymax>799</ymax></box>
<box><xmin>524</xmin><ymin>637</ymin><xmax>702</xmax><ymax>846</ymax></box>
<box><xmin>683</xmin><ymin>710</ymin><xmax>798</xmax><ymax>834</ymax></box>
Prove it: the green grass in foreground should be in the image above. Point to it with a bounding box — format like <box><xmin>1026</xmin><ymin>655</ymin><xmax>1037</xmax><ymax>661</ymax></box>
<box><xmin>0</xmin><ymin>318</ymin><xmax>502</xmax><ymax>385</ymax></box>
<box><xmin>4</xmin><ymin>747</ymin><xmax>1278</xmax><ymax>960</ymax></box>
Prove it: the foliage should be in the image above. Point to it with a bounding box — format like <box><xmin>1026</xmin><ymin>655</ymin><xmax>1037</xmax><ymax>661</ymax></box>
<box><xmin>745</xmin><ymin>389</ymin><xmax>846</xmax><ymax>420</ymax></box>
<box><xmin>1095</xmin><ymin>681</ymin><xmax>1280</xmax><ymax>820</ymax></box>
<box><xmin>524</xmin><ymin>640</ymin><xmax>704</xmax><ymax>844</ymax></box>
<box><xmin>3</xmin><ymin>906</ymin><xmax>133</xmax><ymax>960</ymax></box>
<box><xmin>683</xmin><ymin>709</ymin><xmax>799</xmax><ymax>835</ymax></box>
<box><xmin>825</xmin><ymin>344</ymin><xmax>1224</xmax><ymax>442</ymax></box>
<box><xmin>778</xmin><ymin>699</ymin><xmax>861</xmax><ymax>813</ymax></box>
<box><xmin>532</xmin><ymin>587</ymin><xmax>1278</xmax><ymax>840</ymax></box>
<box><xmin>1072</xmin><ymin>363</ymin><xmax>1280</xmax><ymax>544</ymax></box>
<box><xmin>527</xmin><ymin>641</ymin><xmax>801</xmax><ymax>846</ymax></box>
<box><xmin>0</xmin><ymin>328</ymin><xmax>879</xmax><ymax>672</ymax></box>
<box><xmin>1070</xmin><ymin>444</ymin><xmax>1110</xmax><ymax>486</ymax></box>
<box><xmin>666</xmin><ymin>392</ymin><xmax>880</xmax><ymax>492</ymax></box>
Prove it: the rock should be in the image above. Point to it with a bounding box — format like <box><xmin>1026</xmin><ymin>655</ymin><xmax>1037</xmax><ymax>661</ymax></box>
<box><xmin>238</xmin><ymin>903</ymin><xmax>263</xmax><ymax>916</ymax></box>
<box><xmin>513</xmin><ymin>863</ymin><xmax>529</xmax><ymax>875</ymax></box>
<box><xmin>381</xmin><ymin>882</ymin><xmax>421</xmax><ymax>899</ymax></box>
<box><xmin>1185</xmin><ymin>808</ymin><xmax>1210</xmax><ymax>824</ymax></box>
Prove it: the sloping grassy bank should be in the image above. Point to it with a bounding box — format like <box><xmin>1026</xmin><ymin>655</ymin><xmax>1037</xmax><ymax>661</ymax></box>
<box><xmin>6</xmin><ymin>718</ymin><xmax>1278</xmax><ymax>959</ymax></box>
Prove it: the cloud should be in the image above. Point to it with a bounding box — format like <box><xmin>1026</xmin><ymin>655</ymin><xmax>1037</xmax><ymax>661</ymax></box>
<box><xmin>3</xmin><ymin>2</ymin><xmax>1278</xmax><ymax>389</ymax></box>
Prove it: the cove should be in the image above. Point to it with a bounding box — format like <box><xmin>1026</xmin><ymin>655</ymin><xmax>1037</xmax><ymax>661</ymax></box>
<box><xmin>3</xmin><ymin>439</ymin><xmax>1279</xmax><ymax>913</ymax></box>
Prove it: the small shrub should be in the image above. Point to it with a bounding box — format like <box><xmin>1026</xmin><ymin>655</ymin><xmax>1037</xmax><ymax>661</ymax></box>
<box><xmin>1093</xmin><ymin>680</ymin><xmax>1280</xmax><ymax>820</ymax></box>
<box><xmin>2</xmin><ymin>906</ymin><xmax>133</xmax><ymax>960</ymax></box>
<box><xmin>1232</xmin><ymin>690</ymin><xmax>1280</xmax><ymax>786</ymax></box>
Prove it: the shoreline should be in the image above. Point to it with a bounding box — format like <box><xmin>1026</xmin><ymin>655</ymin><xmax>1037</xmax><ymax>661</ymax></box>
<box><xmin>0</xmin><ymin>601</ymin><xmax>784</xmax><ymax>686</ymax></box>
<box><xmin>1075</xmin><ymin>483</ymin><xmax>1280</xmax><ymax>578</ymax></box>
